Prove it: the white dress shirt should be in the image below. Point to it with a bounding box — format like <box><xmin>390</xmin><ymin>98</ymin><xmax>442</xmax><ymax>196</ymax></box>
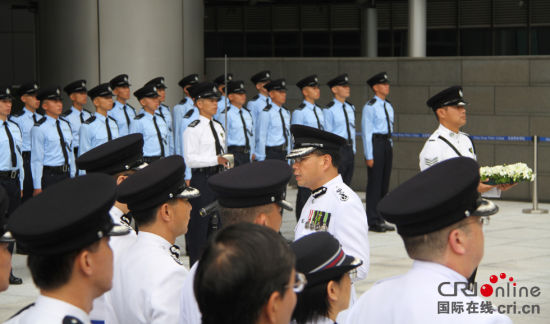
<box><xmin>183</xmin><ymin>115</ymin><xmax>226</xmax><ymax>168</ymax></box>
<box><xmin>5</xmin><ymin>295</ymin><xmax>90</xmax><ymax>324</ymax></box>
<box><xmin>345</xmin><ymin>260</ymin><xmax>512</xmax><ymax>324</ymax></box>
<box><xmin>178</xmin><ymin>262</ymin><xmax>200</xmax><ymax>324</ymax></box>
<box><xmin>109</xmin><ymin>231</ymin><xmax>188</xmax><ymax>324</ymax></box>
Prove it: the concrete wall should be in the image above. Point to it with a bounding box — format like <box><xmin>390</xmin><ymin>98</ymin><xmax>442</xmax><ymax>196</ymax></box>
<box><xmin>206</xmin><ymin>57</ymin><xmax>550</xmax><ymax>202</ymax></box>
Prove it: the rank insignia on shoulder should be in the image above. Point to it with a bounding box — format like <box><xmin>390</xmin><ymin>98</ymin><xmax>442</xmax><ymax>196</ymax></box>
<box><xmin>134</xmin><ymin>113</ymin><xmax>144</xmax><ymax>120</ymax></box>
<box><xmin>469</xmin><ymin>148</ymin><xmax>474</xmax><ymax>153</ymax></box>
<box><xmin>335</xmin><ymin>187</ymin><xmax>349</xmax><ymax>201</ymax></box>
<box><xmin>312</xmin><ymin>186</ymin><xmax>327</xmax><ymax>198</ymax></box>
<box><xmin>84</xmin><ymin>116</ymin><xmax>96</xmax><ymax>124</ymax></box>
<box><xmin>188</xmin><ymin>119</ymin><xmax>200</xmax><ymax>127</ymax></box>
<box><xmin>367</xmin><ymin>98</ymin><xmax>376</xmax><ymax>105</ymax></box>
<box><xmin>251</xmin><ymin>94</ymin><xmax>259</xmax><ymax>100</ymax></box>
<box><xmin>298</xmin><ymin>103</ymin><xmax>306</xmax><ymax>109</ymax></box>
<box><xmin>63</xmin><ymin>315</ymin><xmax>83</xmax><ymax>324</ymax></box>
<box><xmin>170</xmin><ymin>245</ymin><xmax>184</xmax><ymax>265</ymax></box>
<box><xmin>326</xmin><ymin>101</ymin><xmax>335</xmax><ymax>108</ymax></box>
<box><xmin>305</xmin><ymin>210</ymin><xmax>331</xmax><ymax>231</ymax></box>
<box><xmin>183</xmin><ymin>109</ymin><xmax>195</xmax><ymax>119</ymax></box>
<box><xmin>263</xmin><ymin>104</ymin><xmax>272</xmax><ymax>112</ymax></box>
<box><xmin>424</xmin><ymin>157</ymin><xmax>438</xmax><ymax>166</ymax></box>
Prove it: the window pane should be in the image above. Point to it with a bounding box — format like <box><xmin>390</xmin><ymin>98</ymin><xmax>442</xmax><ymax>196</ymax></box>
<box><xmin>393</xmin><ymin>30</ymin><xmax>407</xmax><ymax>56</ymax></box>
<box><xmin>427</xmin><ymin>29</ymin><xmax>457</xmax><ymax>56</ymax></box>
<box><xmin>460</xmin><ymin>28</ymin><xmax>492</xmax><ymax>56</ymax></box>
<box><xmin>333</xmin><ymin>31</ymin><xmax>360</xmax><ymax>57</ymax></box>
<box><xmin>378</xmin><ymin>30</ymin><xmax>392</xmax><ymax>57</ymax></box>
<box><xmin>303</xmin><ymin>32</ymin><xmax>330</xmax><ymax>57</ymax></box>
<box><xmin>274</xmin><ymin>32</ymin><xmax>299</xmax><ymax>57</ymax></box>
<box><xmin>495</xmin><ymin>28</ymin><xmax>528</xmax><ymax>55</ymax></box>
<box><xmin>205</xmin><ymin>32</ymin><xmax>244</xmax><ymax>57</ymax></box>
<box><xmin>531</xmin><ymin>27</ymin><xmax>550</xmax><ymax>55</ymax></box>
<box><xmin>246</xmin><ymin>33</ymin><xmax>272</xmax><ymax>57</ymax></box>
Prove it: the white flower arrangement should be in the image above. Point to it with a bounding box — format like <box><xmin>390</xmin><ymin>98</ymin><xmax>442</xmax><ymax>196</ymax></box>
<box><xmin>480</xmin><ymin>162</ymin><xmax>534</xmax><ymax>185</ymax></box>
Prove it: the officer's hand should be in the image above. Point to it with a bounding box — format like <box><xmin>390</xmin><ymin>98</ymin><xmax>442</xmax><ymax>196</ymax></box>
<box><xmin>478</xmin><ymin>182</ymin><xmax>496</xmax><ymax>193</ymax></box>
<box><xmin>251</xmin><ymin>154</ymin><xmax>256</xmax><ymax>161</ymax></box>
<box><xmin>20</xmin><ymin>191</ymin><xmax>23</xmax><ymax>198</ymax></box>
<box><xmin>217</xmin><ymin>155</ymin><xmax>229</xmax><ymax>166</ymax></box>
<box><xmin>33</xmin><ymin>189</ymin><xmax>42</xmax><ymax>196</ymax></box>
<box><xmin>497</xmin><ymin>183</ymin><xmax>517</xmax><ymax>191</ymax></box>
<box><xmin>366</xmin><ymin>159</ymin><xmax>374</xmax><ymax>168</ymax></box>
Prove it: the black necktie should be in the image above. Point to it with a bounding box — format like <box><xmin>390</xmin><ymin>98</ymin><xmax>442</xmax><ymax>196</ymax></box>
<box><xmin>4</xmin><ymin>122</ymin><xmax>16</xmax><ymax>167</ymax></box>
<box><xmin>56</xmin><ymin>120</ymin><xmax>69</xmax><ymax>166</ymax></box>
<box><xmin>158</xmin><ymin>106</ymin><xmax>165</xmax><ymax>118</ymax></box>
<box><xmin>106</xmin><ymin>117</ymin><xmax>113</xmax><ymax>141</ymax></box>
<box><xmin>341</xmin><ymin>103</ymin><xmax>352</xmax><ymax>144</ymax></box>
<box><xmin>238</xmin><ymin>110</ymin><xmax>250</xmax><ymax>150</ymax></box>
<box><xmin>32</xmin><ymin>114</ymin><xmax>37</xmax><ymax>123</ymax></box>
<box><xmin>123</xmin><ymin>105</ymin><xmax>131</xmax><ymax>127</ymax></box>
<box><xmin>383</xmin><ymin>102</ymin><xmax>392</xmax><ymax>136</ymax></box>
<box><xmin>278</xmin><ymin>108</ymin><xmax>288</xmax><ymax>147</ymax></box>
<box><xmin>80</xmin><ymin>112</ymin><xmax>84</xmax><ymax>123</ymax></box>
<box><xmin>313</xmin><ymin>105</ymin><xmax>322</xmax><ymax>130</ymax></box>
<box><xmin>209</xmin><ymin>120</ymin><xmax>223</xmax><ymax>155</ymax></box>
<box><xmin>153</xmin><ymin>116</ymin><xmax>165</xmax><ymax>157</ymax></box>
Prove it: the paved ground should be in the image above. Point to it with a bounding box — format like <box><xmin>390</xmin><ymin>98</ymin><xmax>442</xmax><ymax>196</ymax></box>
<box><xmin>1</xmin><ymin>186</ymin><xmax>549</xmax><ymax>323</ymax></box>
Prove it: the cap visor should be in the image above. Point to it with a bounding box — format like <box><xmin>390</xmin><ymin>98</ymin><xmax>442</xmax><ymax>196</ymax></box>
<box><xmin>108</xmin><ymin>225</ymin><xmax>131</xmax><ymax>236</ymax></box>
<box><xmin>176</xmin><ymin>187</ymin><xmax>201</xmax><ymax>200</ymax></box>
<box><xmin>278</xmin><ymin>199</ymin><xmax>294</xmax><ymax>211</ymax></box>
<box><xmin>0</xmin><ymin>231</ymin><xmax>15</xmax><ymax>243</ymax></box>
<box><xmin>472</xmin><ymin>198</ymin><xmax>499</xmax><ymax>217</ymax></box>
<box><xmin>286</xmin><ymin>147</ymin><xmax>317</xmax><ymax>160</ymax></box>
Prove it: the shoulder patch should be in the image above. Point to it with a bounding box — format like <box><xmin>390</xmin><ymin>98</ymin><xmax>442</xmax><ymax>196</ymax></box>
<box><xmin>180</xmin><ymin>97</ymin><xmax>188</xmax><ymax>105</ymax></box>
<box><xmin>263</xmin><ymin>104</ymin><xmax>272</xmax><ymax>112</ymax></box>
<box><xmin>251</xmin><ymin>94</ymin><xmax>259</xmax><ymax>100</ymax></box>
<box><xmin>134</xmin><ymin>113</ymin><xmax>144</xmax><ymax>120</ymax></box>
<box><xmin>63</xmin><ymin>315</ymin><xmax>83</xmax><ymax>324</ymax></box>
<box><xmin>84</xmin><ymin>116</ymin><xmax>96</xmax><ymax>124</ymax></box>
<box><xmin>61</xmin><ymin>109</ymin><xmax>72</xmax><ymax>117</ymax></box>
<box><xmin>188</xmin><ymin>119</ymin><xmax>200</xmax><ymax>127</ymax></box>
<box><xmin>34</xmin><ymin>117</ymin><xmax>46</xmax><ymax>126</ymax></box>
<box><xmin>326</xmin><ymin>101</ymin><xmax>335</xmax><ymax>108</ymax></box>
<box><xmin>183</xmin><ymin>109</ymin><xmax>195</xmax><ymax>119</ymax></box>
<box><xmin>10</xmin><ymin>110</ymin><xmax>24</xmax><ymax>117</ymax></box>
<box><xmin>297</xmin><ymin>103</ymin><xmax>306</xmax><ymax>109</ymax></box>
<box><xmin>334</xmin><ymin>186</ymin><xmax>349</xmax><ymax>202</ymax></box>
<box><xmin>9</xmin><ymin>302</ymin><xmax>35</xmax><ymax>319</ymax></box>
<box><xmin>367</xmin><ymin>98</ymin><xmax>376</xmax><ymax>105</ymax></box>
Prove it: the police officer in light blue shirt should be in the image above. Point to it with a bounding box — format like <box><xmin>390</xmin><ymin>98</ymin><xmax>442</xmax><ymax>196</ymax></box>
<box><xmin>31</xmin><ymin>87</ymin><xmax>76</xmax><ymax>195</ymax></box>
<box><xmin>292</xmin><ymin>74</ymin><xmax>326</xmax><ymax>221</ymax></box>
<box><xmin>62</xmin><ymin>80</ymin><xmax>92</xmax><ymax>159</ymax></box>
<box><xmin>219</xmin><ymin>80</ymin><xmax>255</xmax><ymax>166</ymax></box>
<box><xmin>213</xmin><ymin>73</ymin><xmax>232</xmax><ymax>121</ymax></box>
<box><xmin>362</xmin><ymin>72</ymin><xmax>396</xmax><ymax>233</ymax></box>
<box><xmin>255</xmin><ymin>79</ymin><xmax>291</xmax><ymax>161</ymax></box>
<box><xmin>173</xmin><ymin>74</ymin><xmax>200</xmax><ymax>158</ymax></box>
<box><xmin>146</xmin><ymin>76</ymin><xmax>174</xmax><ymax>156</ymax></box>
<box><xmin>247</xmin><ymin>70</ymin><xmax>272</xmax><ymax>123</ymax></box>
<box><xmin>324</xmin><ymin>73</ymin><xmax>356</xmax><ymax>186</ymax></box>
<box><xmin>130</xmin><ymin>84</ymin><xmax>170</xmax><ymax>163</ymax></box>
<box><xmin>79</xmin><ymin>83</ymin><xmax>119</xmax><ymax>157</ymax></box>
<box><xmin>108</xmin><ymin>74</ymin><xmax>136</xmax><ymax>136</ymax></box>
<box><xmin>9</xmin><ymin>81</ymin><xmax>42</xmax><ymax>202</ymax></box>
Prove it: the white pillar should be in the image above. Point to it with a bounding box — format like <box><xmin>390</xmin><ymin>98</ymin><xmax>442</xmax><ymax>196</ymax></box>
<box><xmin>183</xmin><ymin>0</ymin><xmax>204</xmax><ymax>77</ymax></box>
<box><xmin>366</xmin><ymin>7</ymin><xmax>378</xmax><ymax>57</ymax></box>
<box><xmin>408</xmin><ymin>0</ymin><xmax>426</xmax><ymax>57</ymax></box>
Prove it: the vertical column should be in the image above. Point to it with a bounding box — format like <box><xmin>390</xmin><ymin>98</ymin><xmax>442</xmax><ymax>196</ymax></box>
<box><xmin>361</xmin><ymin>0</ymin><xmax>378</xmax><ymax>57</ymax></box>
<box><xmin>38</xmin><ymin>0</ymin><xmax>100</xmax><ymax>102</ymax></box>
<box><xmin>183</xmin><ymin>0</ymin><xmax>204</xmax><ymax>77</ymax></box>
<box><xmin>408</xmin><ymin>0</ymin><xmax>426</xmax><ymax>57</ymax></box>
<box><xmin>97</xmin><ymin>0</ymin><xmax>184</xmax><ymax>107</ymax></box>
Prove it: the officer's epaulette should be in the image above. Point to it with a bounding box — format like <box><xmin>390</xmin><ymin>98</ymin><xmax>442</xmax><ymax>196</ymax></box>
<box><xmin>112</xmin><ymin>102</ymin><xmax>116</xmax><ymax>108</ymax></box>
<box><xmin>263</xmin><ymin>104</ymin><xmax>272</xmax><ymax>112</ymax></box>
<box><xmin>243</xmin><ymin>106</ymin><xmax>251</xmax><ymax>113</ymax></box>
<box><xmin>127</xmin><ymin>103</ymin><xmax>136</xmax><ymax>111</ymax></box>
<box><xmin>34</xmin><ymin>116</ymin><xmax>46</xmax><ymax>126</ymax></box>
<box><xmin>367</xmin><ymin>98</ymin><xmax>376</xmax><ymax>106</ymax></box>
<box><xmin>155</xmin><ymin>111</ymin><xmax>167</xmax><ymax>121</ymax></box>
<box><xmin>325</xmin><ymin>101</ymin><xmax>335</xmax><ymax>108</ymax></box>
<box><xmin>134</xmin><ymin>113</ymin><xmax>144</xmax><ymax>120</ymax></box>
<box><xmin>161</xmin><ymin>103</ymin><xmax>169</xmax><ymax>109</ymax></box>
<box><xmin>251</xmin><ymin>94</ymin><xmax>259</xmax><ymax>101</ymax></box>
<box><xmin>219</xmin><ymin>106</ymin><xmax>229</xmax><ymax>114</ymax></box>
<box><xmin>213</xmin><ymin>119</ymin><xmax>224</xmax><ymax>127</ymax></box>
<box><xmin>188</xmin><ymin>119</ymin><xmax>200</xmax><ymax>127</ymax></box>
<box><xmin>63</xmin><ymin>315</ymin><xmax>83</xmax><ymax>324</ymax></box>
<box><xmin>59</xmin><ymin>116</ymin><xmax>70</xmax><ymax>124</ymax></box>
<box><xmin>183</xmin><ymin>109</ymin><xmax>195</xmax><ymax>119</ymax></box>
<box><xmin>10</xmin><ymin>110</ymin><xmax>24</xmax><ymax>117</ymax></box>
<box><xmin>108</xmin><ymin>116</ymin><xmax>117</xmax><ymax>122</ymax></box>
<box><xmin>297</xmin><ymin>103</ymin><xmax>306</xmax><ymax>110</ymax></box>
<box><xmin>180</xmin><ymin>97</ymin><xmax>188</xmax><ymax>105</ymax></box>
<box><xmin>345</xmin><ymin>100</ymin><xmax>354</xmax><ymax>108</ymax></box>
<box><xmin>8</xmin><ymin>302</ymin><xmax>35</xmax><ymax>319</ymax></box>
<box><xmin>61</xmin><ymin>109</ymin><xmax>72</xmax><ymax>117</ymax></box>
<box><xmin>83</xmin><ymin>116</ymin><xmax>96</xmax><ymax>124</ymax></box>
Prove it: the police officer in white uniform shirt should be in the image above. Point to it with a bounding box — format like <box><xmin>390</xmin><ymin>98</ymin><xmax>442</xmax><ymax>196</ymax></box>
<box><xmin>289</xmin><ymin>125</ymin><xmax>370</xmax><ymax>286</ymax></box>
<box><xmin>5</xmin><ymin>174</ymin><xmax>130</xmax><ymax>324</ymax></box>
<box><xmin>345</xmin><ymin>157</ymin><xmax>512</xmax><ymax>324</ymax></box>
<box><xmin>111</xmin><ymin>156</ymin><xmax>200</xmax><ymax>324</ymax></box>
<box><xmin>183</xmin><ymin>81</ymin><xmax>227</xmax><ymax>266</ymax></box>
<box><xmin>419</xmin><ymin>86</ymin><xmax>514</xmax><ymax>196</ymax></box>
<box><xmin>76</xmin><ymin>134</ymin><xmax>146</xmax><ymax>324</ymax></box>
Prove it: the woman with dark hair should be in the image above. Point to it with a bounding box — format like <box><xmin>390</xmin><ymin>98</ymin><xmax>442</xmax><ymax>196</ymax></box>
<box><xmin>291</xmin><ymin>232</ymin><xmax>362</xmax><ymax>324</ymax></box>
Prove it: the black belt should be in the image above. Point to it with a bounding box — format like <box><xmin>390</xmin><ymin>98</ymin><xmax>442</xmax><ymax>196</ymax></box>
<box><xmin>373</xmin><ymin>133</ymin><xmax>391</xmax><ymax>139</ymax></box>
<box><xmin>0</xmin><ymin>170</ymin><xmax>19</xmax><ymax>179</ymax></box>
<box><xmin>266</xmin><ymin>145</ymin><xmax>286</xmax><ymax>152</ymax></box>
<box><xmin>43</xmin><ymin>165</ymin><xmax>69</xmax><ymax>174</ymax></box>
<box><xmin>143</xmin><ymin>156</ymin><xmax>162</xmax><ymax>163</ymax></box>
<box><xmin>192</xmin><ymin>166</ymin><xmax>222</xmax><ymax>175</ymax></box>
<box><xmin>22</xmin><ymin>151</ymin><xmax>31</xmax><ymax>158</ymax></box>
<box><xmin>228</xmin><ymin>145</ymin><xmax>250</xmax><ymax>154</ymax></box>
